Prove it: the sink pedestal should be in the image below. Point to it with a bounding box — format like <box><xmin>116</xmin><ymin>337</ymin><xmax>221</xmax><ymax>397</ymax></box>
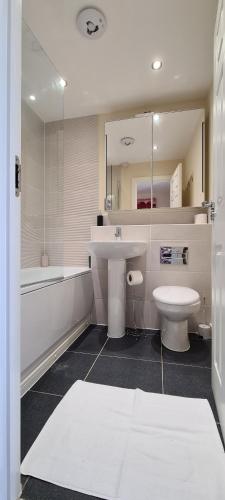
<box><xmin>108</xmin><ymin>259</ymin><xmax>126</xmax><ymax>338</ymax></box>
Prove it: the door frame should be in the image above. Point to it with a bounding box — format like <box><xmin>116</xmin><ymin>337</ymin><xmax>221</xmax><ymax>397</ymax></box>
<box><xmin>0</xmin><ymin>0</ymin><xmax>21</xmax><ymax>498</ymax></box>
<box><xmin>132</xmin><ymin>175</ymin><xmax>171</xmax><ymax>209</ymax></box>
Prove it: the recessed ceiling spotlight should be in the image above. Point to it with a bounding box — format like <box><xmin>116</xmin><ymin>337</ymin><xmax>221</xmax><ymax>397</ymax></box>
<box><xmin>152</xmin><ymin>60</ymin><xmax>162</xmax><ymax>71</ymax></box>
<box><xmin>153</xmin><ymin>145</ymin><xmax>158</xmax><ymax>151</ymax></box>
<box><xmin>59</xmin><ymin>78</ymin><xmax>68</xmax><ymax>88</ymax></box>
<box><xmin>153</xmin><ymin>114</ymin><xmax>160</xmax><ymax>122</ymax></box>
<box><xmin>120</xmin><ymin>137</ymin><xmax>135</xmax><ymax>146</ymax></box>
<box><xmin>29</xmin><ymin>95</ymin><xmax>36</xmax><ymax>101</ymax></box>
<box><xmin>76</xmin><ymin>7</ymin><xmax>107</xmax><ymax>39</ymax></box>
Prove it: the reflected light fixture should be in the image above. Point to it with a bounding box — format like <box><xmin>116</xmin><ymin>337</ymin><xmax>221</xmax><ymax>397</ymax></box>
<box><xmin>153</xmin><ymin>145</ymin><xmax>158</xmax><ymax>151</ymax></box>
<box><xmin>29</xmin><ymin>95</ymin><xmax>36</xmax><ymax>101</ymax></box>
<box><xmin>152</xmin><ymin>60</ymin><xmax>162</xmax><ymax>70</ymax></box>
<box><xmin>59</xmin><ymin>78</ymin><xmax>68</xmax><ymax>88</ymax></box>
<box><xmin>153</xmin><ymin>114</ymin><xmax>160</xmax><ymax>122</ymax></box>
<box><xmin>120</xmin><ymin>137</ymin><xmax>135</xmax><ymax>146</ymax></box>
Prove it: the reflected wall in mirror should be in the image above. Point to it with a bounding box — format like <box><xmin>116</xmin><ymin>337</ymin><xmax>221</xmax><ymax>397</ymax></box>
<box><xmin>105</xmin><ymin>116</ymin><xmax>152</xmax><ymax>210</ymax></box>
<box><xmin>153</xmin><ymin>109</ymin><xmax>205</xmax><ymax>208</ymax></box>
<box><xmin>105</xmin><ymin>108</ymin><xmax>205</xmax><ymax>210</ymax></box>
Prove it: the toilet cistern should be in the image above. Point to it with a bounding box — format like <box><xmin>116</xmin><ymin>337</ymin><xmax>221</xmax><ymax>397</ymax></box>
<box><xmin>115</xmin><ymin>226</ymin><xmax>122</xmax><ymax>240</ymax></box>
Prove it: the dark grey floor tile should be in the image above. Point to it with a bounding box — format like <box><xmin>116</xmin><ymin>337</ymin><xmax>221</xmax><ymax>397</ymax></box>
<box><xmin>87</xmin><ymin>356</ymin><xmax>162</xmax><ymax>393</ymax></box>
<box><xmin>102</xmin><ymin>332</ymin><xmax>161</xmax><ymax>361</ymax></box>
<box><xmin>217</xmin><ymin>424</ymin><xmax>225</xmax><ymax>451</ymax></box>
<box><xmin>163</xmin><ymin>363</ymin><xmax>219</xmax><ymax>421</ymax></box>
<box><xmin>21</xmin><ymin>392</ymin><xmax>61</xmax><ymax>461</ymax></box>
<box><xmin>22</xmin><ymin>477</ymin><xmax>101</xmax><ymax>499</ymax></box>
<box><xmin>126</xmin><ymin>328</ymin><xmax>160</xmax><ymax>336</ymax></box>
<box><xmin>68</xmin><ymin>326</ymin><xmax>107</xmax><ymax>354</ymax></box>
<box><xmin>32</xmin><ymin>352</ymin><xmax>96</xmax><ymax>396</ymax></box>
<box><xmin>163</xmin><ymin>338</ymin><xmax>211</xmax><ymax>368</ymax></box>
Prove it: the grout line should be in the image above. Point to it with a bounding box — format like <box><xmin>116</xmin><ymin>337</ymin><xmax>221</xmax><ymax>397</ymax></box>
<box><xmin>163</xmin><ymin>361</ymin><xmax>211</xmax><ymax>370</ymax></box>
<box><xmin>29</xmin><ymin>389</ymin><xmax>63</xmax><ymax>398</ymax></box>
<box><xmin>84</xmin><ymin>338</ymin><xmax>109</xmax><ymax>381</ymax></box>
<box><xmin>100</xmin><ymin>353</ymin><xmax>161</xmax><ymax>363</ymax></box>
<box><xmin>67</xmin><ymin>350</ymin><xmax>97</xmax><ymax>356</ymax></box>
<box><xmin>21</xmin><ymin>475</ymin><xmax>30</xmax><ymax>494</ymax></box>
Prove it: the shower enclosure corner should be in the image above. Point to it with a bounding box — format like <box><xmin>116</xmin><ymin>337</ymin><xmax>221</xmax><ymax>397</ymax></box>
<box><xmin>21</xmin><ymin>21</ymin><xmax>64</xmax><ymax>287</ymax></box>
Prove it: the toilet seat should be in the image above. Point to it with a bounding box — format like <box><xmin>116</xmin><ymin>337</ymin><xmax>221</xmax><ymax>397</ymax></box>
<box><xmin>153</xmin><ymin>286</ymin><xmax>200</xmax><ymax>306</ymax></box>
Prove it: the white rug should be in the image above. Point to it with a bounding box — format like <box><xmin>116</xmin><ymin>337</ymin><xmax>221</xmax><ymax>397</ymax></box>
<box><xmin>21</xmin><ymin>380</ymin><xmax>225</xmax><ymax>500</ymax></box>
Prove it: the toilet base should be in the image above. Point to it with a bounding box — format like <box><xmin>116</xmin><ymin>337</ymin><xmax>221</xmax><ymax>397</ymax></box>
<box><xmin>161</xmin><ymin>318</ymin><xmax>190</xmax><ymax>352</ymax></box>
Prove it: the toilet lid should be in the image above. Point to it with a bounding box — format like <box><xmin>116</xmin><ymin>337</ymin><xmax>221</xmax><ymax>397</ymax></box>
<box><xmin>153</xmin><ymin>286</ymin><xmax>200</xmax><ymax>306</ymax></box>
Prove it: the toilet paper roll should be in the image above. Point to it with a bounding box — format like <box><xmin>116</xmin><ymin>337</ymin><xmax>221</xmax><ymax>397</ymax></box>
<box><xmin>127</xmin><ymin>270</ymin><xmax>143</xmax><ymax>286</ymax></box>
<box><xmin>194</xmin><ymin>213</ymin><xmax>208</xmax><ymax>224</ymax></box>
<box><xmin>198</xmin><ymin>323</ymin><xmax>211</xmax><ymax>339</ymax></box>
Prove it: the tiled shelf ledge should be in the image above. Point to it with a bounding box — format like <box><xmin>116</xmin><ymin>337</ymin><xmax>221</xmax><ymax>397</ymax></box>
<box><xmin>103</xmin><ymin>207</ymin><xmax>209</xmax><ymax>226</ymax></box>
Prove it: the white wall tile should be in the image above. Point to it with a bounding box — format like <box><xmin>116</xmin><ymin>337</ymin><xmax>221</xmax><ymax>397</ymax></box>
<box><xmin>92</xmin><ymin>268</ymin><xmax>108</xmax><ymax>299</ymax></box>
<box><xmin>91</xmin><ymin>298</ymin><xmax>108</xmax><ymax>325</ymax></box>
<box><xmin>150</xmin><ymin>240</ymin><xmax>211</xmax><ymax>273</ymax></box>
<box><xmin>151</xmin><ymin>224</ymin><xmax>211</xmax><ymax>241</ymax></box>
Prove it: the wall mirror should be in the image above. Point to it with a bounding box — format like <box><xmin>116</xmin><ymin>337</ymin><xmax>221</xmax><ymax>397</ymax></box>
<box><xmin>105</xmin><ymin>108</ymin><xmax>205</xmax><ymax>210</ymax></box>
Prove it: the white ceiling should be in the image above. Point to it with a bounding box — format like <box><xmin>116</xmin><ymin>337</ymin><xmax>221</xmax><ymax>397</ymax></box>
<box><xmin>105</xmin><ymin>116</ymin><xmax>152</xmax><ymax>165</ymax></box>
<box><xmin>106</xmin><ymin>109</ymin><xmax>204</xmax><ymax>165</ymax></box>
<box><xmin>22</xmin><ymin>0</ymin><xmax>217</xmax><ymax>121</ymax></box>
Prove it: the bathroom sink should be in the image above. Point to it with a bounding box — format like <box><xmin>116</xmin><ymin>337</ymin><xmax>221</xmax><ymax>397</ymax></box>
<box><xmin>88</xmin><ymin>240</ymin><xmax>146</xmax><ymax>339</ymax></box>
<box><xmin>88</xmin><ymin>240</ymin><xmax>146</xmax><ymax>260</ymax></box>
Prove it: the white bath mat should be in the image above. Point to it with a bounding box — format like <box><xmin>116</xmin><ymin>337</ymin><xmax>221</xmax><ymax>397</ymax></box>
<box><xmin>21</xmin><ymin>380</ymin><xmax>225</xmax><ymax>500</ymax></box>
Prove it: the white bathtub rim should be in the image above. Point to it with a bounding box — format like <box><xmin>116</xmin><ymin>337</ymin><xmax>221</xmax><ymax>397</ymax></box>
<box><xmin>21</xmin><ymin>266</ymin><xmax>91</xmax><ymax>295</ymax></box>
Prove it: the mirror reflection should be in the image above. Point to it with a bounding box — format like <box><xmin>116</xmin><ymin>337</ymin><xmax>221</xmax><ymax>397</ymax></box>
<box><xmin>105</xmin><ymin>109</ymin><xmax>205</xmax><ymax>210</ymax></box>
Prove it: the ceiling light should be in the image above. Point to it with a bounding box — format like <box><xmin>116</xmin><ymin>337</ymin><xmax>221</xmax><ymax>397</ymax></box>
<box><xmin>120</xmin><ymin>137</ymin><xmax>135</xmax><ymax>146</ymax></box>
<box><xmin>59</xmin><ymin>78</ymin><xmax>68</xmax><ymax>88</ymax></box>
<box><xmin>153</xmin><ymin>114</ymin><xmax>160</xmax><ymax>122</ymax></box>
<box><xmin>153</xmin><ymin>145</ymin><xmax>158</xmax><ymax>151</ymax></box>
<box><xmin>29</xmin><ymin>95</ymin><xmax>36</xmax><ymax>101</ymax></box>
<box><xmin>152</xmin><ymin>60</ymin><xmax>162</xmax><ymax>71</ymax></box>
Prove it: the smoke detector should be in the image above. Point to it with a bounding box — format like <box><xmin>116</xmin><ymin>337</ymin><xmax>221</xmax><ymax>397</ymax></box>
<box><xmin>76</xmin><ymin>7</ymin><xmax>106</xmax><ymax>39</ymax></box>
<box><xmin>120</xmin><ymin>137</ymin><xmax>135</xmax><ymax>146</ymax></box>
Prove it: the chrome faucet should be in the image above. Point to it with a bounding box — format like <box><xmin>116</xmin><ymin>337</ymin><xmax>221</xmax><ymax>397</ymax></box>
<box><xmin>115</xmin><ymin>226</ymin><xmax>122</xmax><ymax>240</ymax></box>
<box><xmin>202</xmin><ymin>201</ymin><xmax>216</xmax><ymax>221</ymax></box>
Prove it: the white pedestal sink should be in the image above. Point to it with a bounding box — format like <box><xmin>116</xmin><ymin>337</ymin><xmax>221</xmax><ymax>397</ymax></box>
<box><xmin>88</xmin><ymin>240</ymin><xmax>146</xmax><ymax>338</ymax></box>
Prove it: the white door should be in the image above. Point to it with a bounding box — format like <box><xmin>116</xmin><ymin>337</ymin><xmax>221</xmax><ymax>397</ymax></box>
<box><xmin>0</xmin><ymin>0</ymin><xmax>21</xmax><ymax>498</ymax></box>
<box><xmin>212</xmin><ymin>0</ymin><xmax>225</xmax><ymax>437</ymax></box>
<box><xmin>170</xmin><ymin>163</ymin><xmax>182</xmax><ymax>207</ymax></box>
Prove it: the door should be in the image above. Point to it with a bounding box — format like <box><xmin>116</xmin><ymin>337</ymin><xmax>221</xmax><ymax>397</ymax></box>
<box><xmin>170</xmin><ymin>163</ymin><xmax>182</xmax><ymax>207</ymax></box>
<box><xmin>0</xmin><ymin>0</ymin><xmax>21</xmax><ymax>498</ymax></box>
<box><xmin>212</xmin><ymin>0</ymin><xmax>225</xmax><ymax>436</ymax></box>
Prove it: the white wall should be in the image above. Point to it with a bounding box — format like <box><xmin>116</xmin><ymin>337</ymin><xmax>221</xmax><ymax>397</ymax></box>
<box><xmin>91</xmin><ymin>224</ymin><xmax>211</xmax><ymax>331</ymax></box>
<box><xmin>21</xmin><ymin>102</ymin><xmax>45</xmax><ymax>267</ymax></box>
<box><xmin>183</xmin><ymin>113</ymin><xmax>205</xmax><ymax>206</ymax></box>
<box><xmin>46</xmin><ymin>115</ymin><xmax>99</xmax><ymax>267</ymax></box>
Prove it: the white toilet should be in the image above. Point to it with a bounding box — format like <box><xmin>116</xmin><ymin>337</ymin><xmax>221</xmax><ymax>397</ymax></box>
<box><xmin>152</xmin><ymin>286</ymin><xmax>201</xmax><ymax>352</ymax></box>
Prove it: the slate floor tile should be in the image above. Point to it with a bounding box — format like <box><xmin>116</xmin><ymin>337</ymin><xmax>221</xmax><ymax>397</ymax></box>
<box><xmin>162</xmin><ymin>338</ymin><xmax>211</xmax><ymax>368</ymax></box>
<box><xmin>87</xmin><ymin>355</ymin><xmax>162</xmax><ymax>393</ymax></box>
<box><xmin>163</xmin><ymin>363</ymin><xmax>219</xmax><ymax>421</ymax></box>
<box><xmin>22</xmin><ymin>477</ymin><xmax>101</xmax><ymax>500</ymax></box>
<box><xmin>21</xmin><ymin>392</ymin><xmax>61</xmax><ymax>460</ymax></box>
<box><xmin>32</xmin><ymin>352</ymin><xmax>96</xmax><ymax>396</ymax></box>
<box><xmin>68</xmin><ymin>326</ymin><xmax>107</xmax><ymax>354</ymax></box>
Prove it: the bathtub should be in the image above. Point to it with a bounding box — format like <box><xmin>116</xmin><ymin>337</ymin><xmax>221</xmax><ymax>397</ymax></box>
<box><xmin>21</xmin><ymin>266</ymin><xmax>93</xmax><ymax>396</ymax></box>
